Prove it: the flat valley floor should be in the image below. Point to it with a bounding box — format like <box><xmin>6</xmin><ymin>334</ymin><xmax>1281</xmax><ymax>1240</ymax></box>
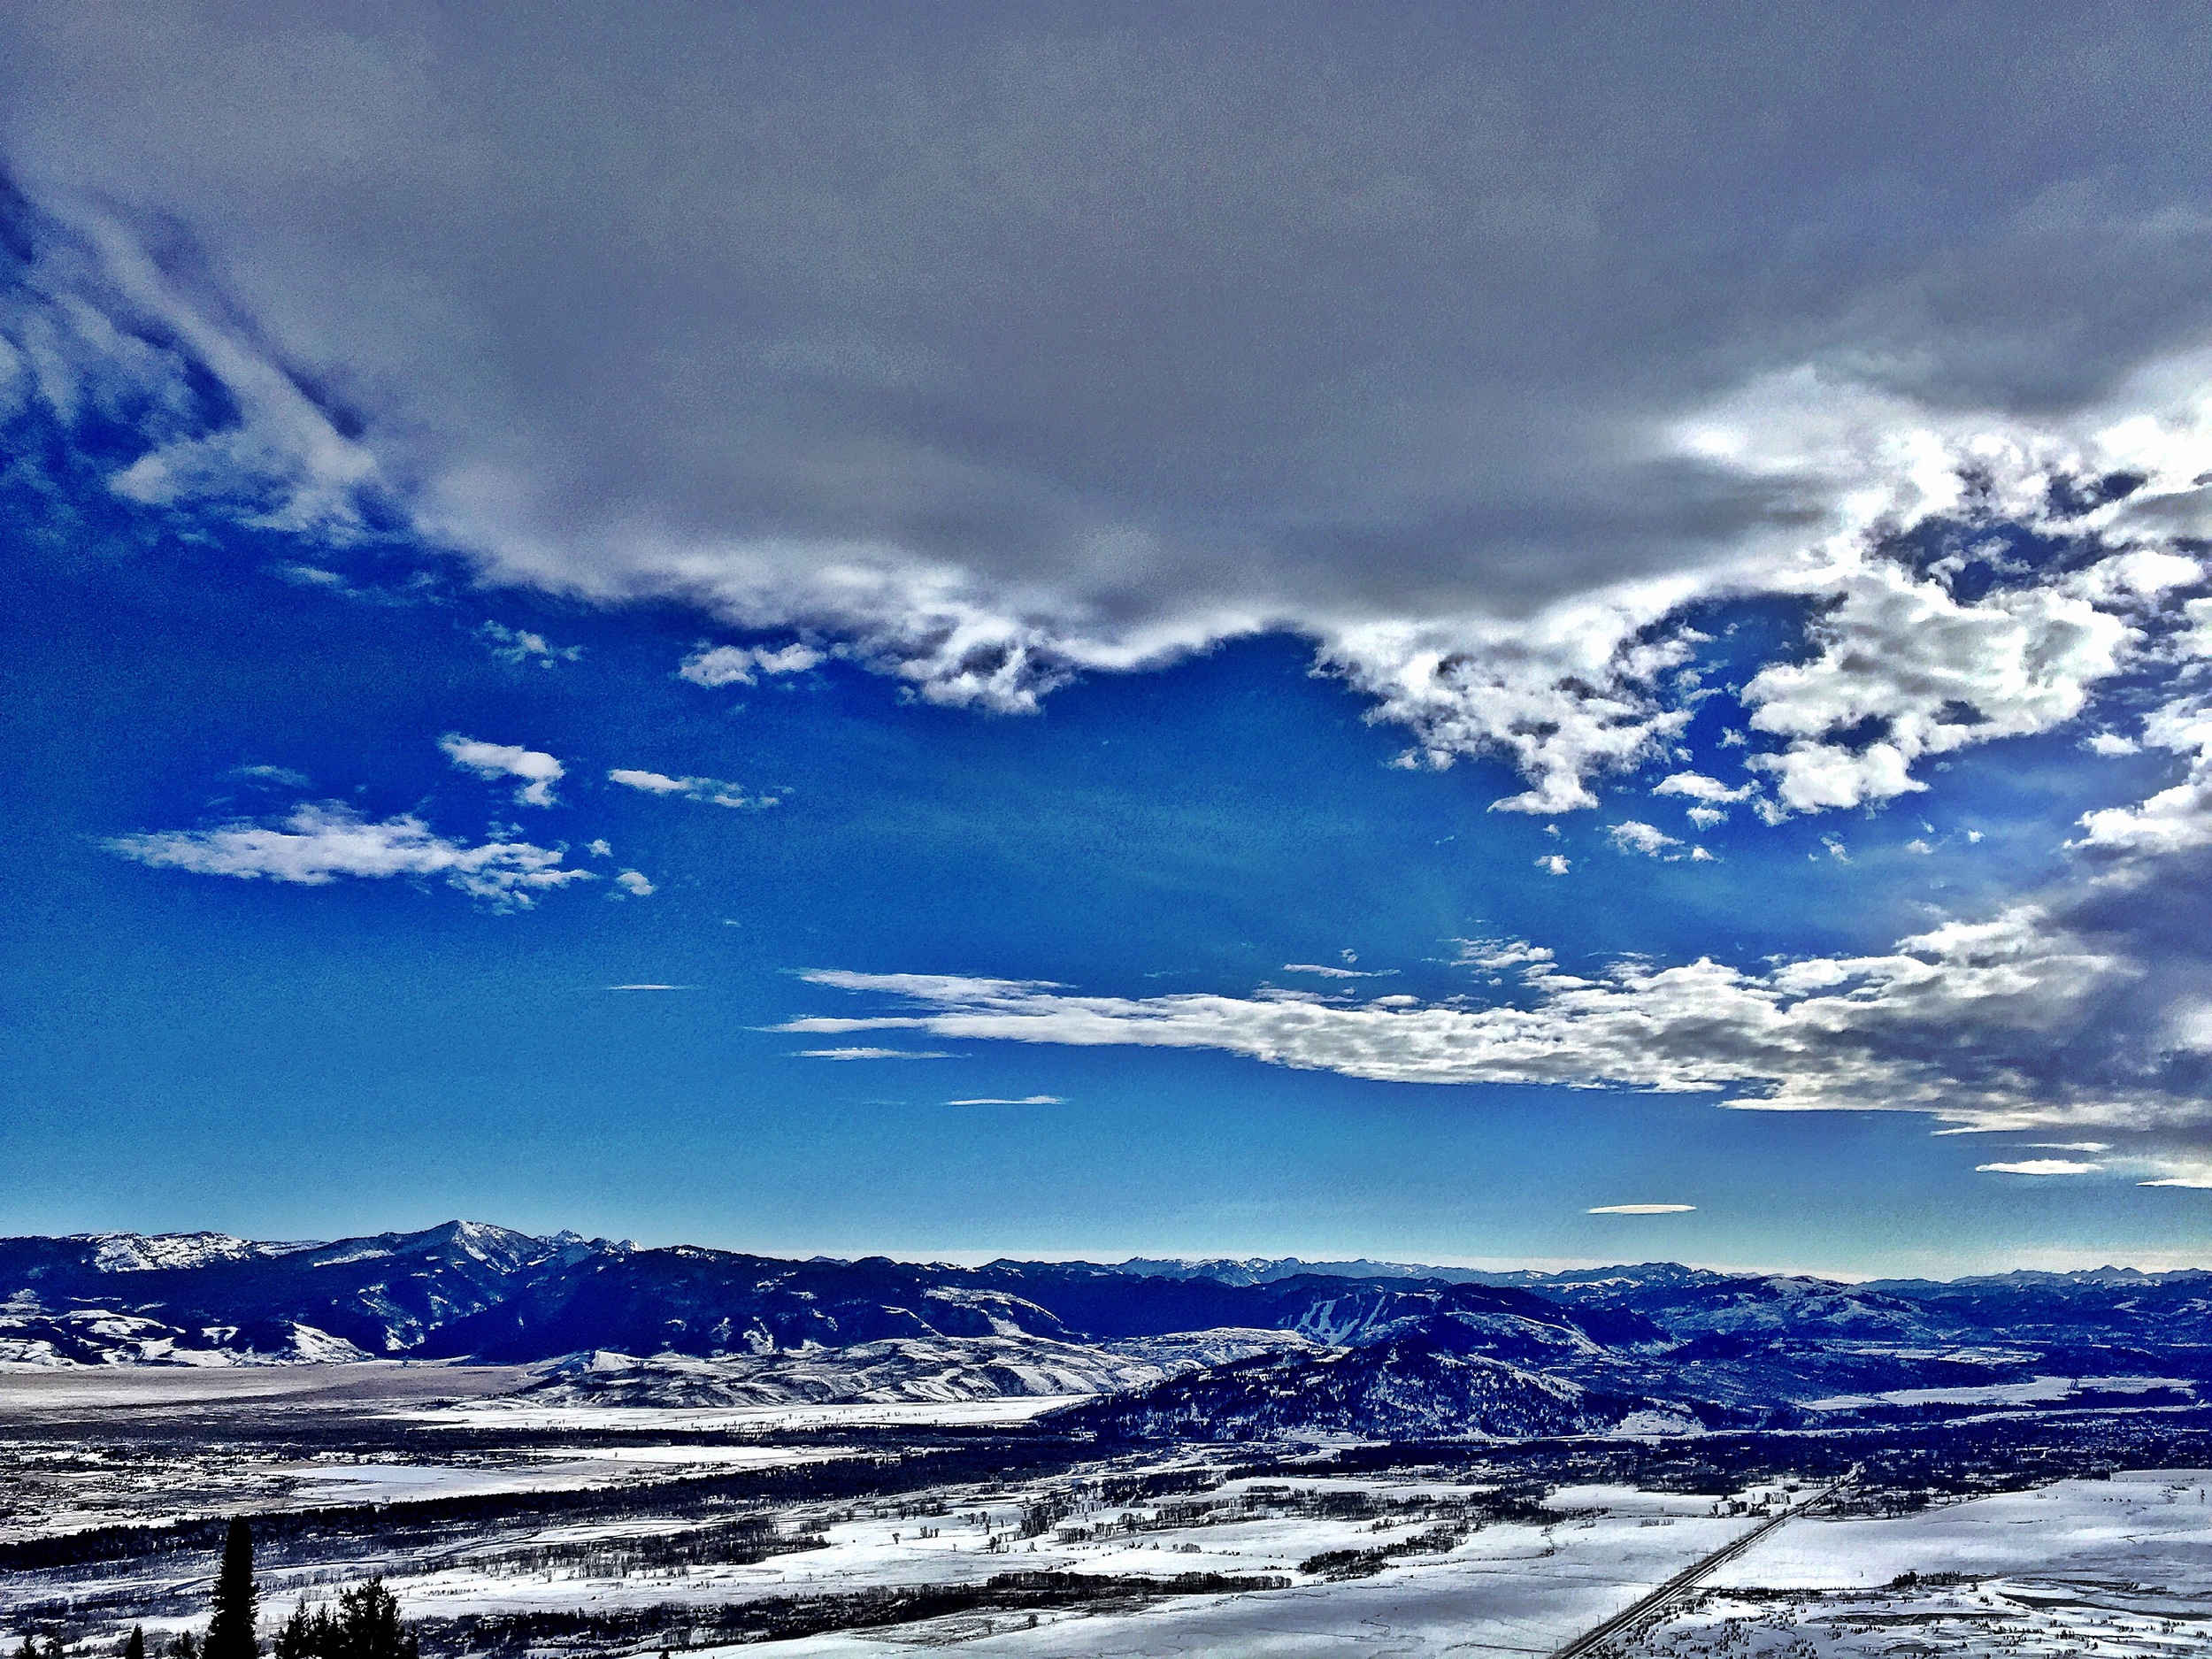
<box><xmin>5</xmin><ymin>1366</ymin><xmax>2210</xmax><ymax>1659</ymax></box>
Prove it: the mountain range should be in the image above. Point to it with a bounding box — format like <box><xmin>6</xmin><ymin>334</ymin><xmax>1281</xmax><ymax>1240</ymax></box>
<box><xmin>4</xmin><ymin>1223</ymin><xmax>2208</xmax><ymax>1440</ymax></box>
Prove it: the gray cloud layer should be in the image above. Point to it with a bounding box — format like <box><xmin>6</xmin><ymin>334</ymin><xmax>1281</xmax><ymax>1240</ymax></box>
<box><xmin>12</xmin><ymin>4</ymin><xmax>2212</xmax><ymax>808</ymax></box>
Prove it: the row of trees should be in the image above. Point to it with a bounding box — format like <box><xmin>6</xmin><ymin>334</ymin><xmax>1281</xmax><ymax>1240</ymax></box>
<box><xmin>8</xmin><ymin>1518</ymin><xmax>421</xmax><ymax>1659</ymax></box>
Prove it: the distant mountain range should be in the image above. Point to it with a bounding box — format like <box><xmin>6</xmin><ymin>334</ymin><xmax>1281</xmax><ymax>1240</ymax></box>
<box><xmin>4</xmin><ymin>1223</ymin><xmax>2208</xmax><ymax>1440</ymax></box>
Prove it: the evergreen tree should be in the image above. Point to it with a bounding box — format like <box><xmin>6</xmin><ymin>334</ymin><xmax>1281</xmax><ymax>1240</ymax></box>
<box><xmin>265</xmin><ymin>1581</ymin><xmax>413</xmax><ymax>1659</ymax></box>
<box><xmin>14</xmin><ymin>1637</ymin><xmax>37</xmax><ymax>1659</ymax></box>
<box><xmin>270</xmin><ymin>1601</ymin><xmax>339</xmax><ymax>1659</ymax></box>
<box><xmin>204</xmin><ymin>1517</ymin><xmax>257</xmax><ymax>1659</ymax></box>
<box><xmin>334</xmin><ymin>1580</ymin><xmax>408</xmax><ymax>1659</ymax></box>
<box><xmin>125</xmin><ymin>1629</ymin><xmax>145</xmax><ymax>1659</ymax></box>
<box><xmin>164</xmin><ymin>1634</ymin><xmax>198</xmax><ymax>1659</ymax></box>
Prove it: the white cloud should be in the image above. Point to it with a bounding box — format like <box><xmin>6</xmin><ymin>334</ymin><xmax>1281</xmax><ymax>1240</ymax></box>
<box><xmin>680</xmin><ymin>642</ymin><xmax>826</xmax><ymax>687</ymax></box>
<box><xmin>1977</xmin><ymin>1159</ymin><xmax>2101</xmax><ymax>1176</ymax></box>
<box><xmin>612</xmin><ymin>869</ymin><xmax>656</xmax><ymax>897</ymax></box>
<box><xmin>1535</xmin><ymin>853</ymin><xmax>1571</xmax><ymax>875</ymax></box>
<box><xmin>441</xmin><ymin>733</ymin><xmax>564</xmax><ymax>807</ymax></box>
<box><xmin>1654</xmin><ymin>772</ymin><xmax>1755</xmax><ymax>804</ymax></box>
<box><xmin>607</xmin><ymin>767</ymin><xmax>778</xmax><ymax>810</ymax></box>
<box><xmin>1820</xmin><ymin>833</ymin><xmax>1850</xmax><ymax>862</ymax></box>
<box><xmin>781</xmin><ymin>912</ymin><xmax>2108</xmax><ymax>1111</ymax></box>
<box><xmin>2085</xmin><ymin>731</ymin><xmax>2140</xmax><ymax>757</ymax></box>
<box><xmin>479</xmin><ymin>620</ymin><xmax>580</xmax><ymax>667</ymax></box>
<box><xmin>588</xmin><ymin>838</ymin><xmax>613</xmax><ymax>857</ymax></box>
<box><xmin>797</xmin><ymin>1047</ymin><xmax>955</xmax><ymax>1060</ymax></box>
<box><xmin>949</xmin><ymin>1095</ymin><xmax>1066</xmax><ymax>1105</ymax></box>
<box><xmin>607</xmin><ymin>768</ymin><xmax>689</xmax><ymax>795</ymax></box>
<box><xmin>1608</xmin><ymin>820</ymin><xmax>1681</xmax><ymax>857</ymax></box>
<box><xmin>1587</xmin><ymin>1203</ymin><xmax>1695</xmax><ymax>1215</ymax></box>
<box><xmin>1282</xmin><ymin>963</ymin><xmax>1394</xmax><ymax>979</ymax></box>
<box><xmin>609</xmin><ymin>983</ymin><xmax>686</xmax><ymax>990</ymax></box>
<box><xmin>1741</xmin><ymin>549</ymin><xmax>2139</xmax><ymax>815</ymax></box>
<box><xmin>232</xmin><ymin>764</ymin><xmax>309</xmax><ymax>787</ymax></box>
<box><xmin>15</xmin><ymin>15</ymin><xmax>2212</xmax><ymax>826</ymax></box>
<box><xmin>2070</xmin><ymin>696</ymin><xmax>2212</xmax><ymax>860</ymax></box>
<box><xmin>1325</xmin><ymin>600</ymin><xmax>1701</xmax><ymax>814</ymax></box>
<box><xmin>1453</xmin><ymin>939</ymin><xmax>1557</xmax><ymax>973</ymax></box>
<box><xmin>105</xmin><ymin>802</ymin><xmax>592</xmax><ymax>908</ymax></box>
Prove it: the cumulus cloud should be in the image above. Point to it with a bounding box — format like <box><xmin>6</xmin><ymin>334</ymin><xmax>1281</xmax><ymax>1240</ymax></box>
<box><xmin>1608</xmin><ymin>820</ymin><xmax>1678</xmax><ymax>856</ymax></box>
<box><xmin>612</xmin><ymin>869</ymin><xmax>656</xmax><ymax>897</ymax></box>
<box><xmin>105</xmin><ymin>802</ymin><xmax>592</xmax><ymax>907</ymax></box>
<box><xmin>1609</xmin><ymin>820</ymin><xmax>1703</xmax><ymax>860</ymax></box>
<box><xmin>1741</xmin><ymin>550</ymin><xmax>2142</xmax><ymax>815</ymax></box>
<box><xmin>606</xmin><ymin>767</ymin><xmax>779</xmax><ymax>810</ymax></box>
<box><xmin>14</xmin><ymin>9</ymin><xmax>2212</xmax><ymax>814</ymax></box>
<box><xmin>1534</xmin><ymin>853</ymin><xmax>1571</xmax><ymax>875</ymax></box>
<box><xmin>680</xmin><ymin>642</ymin><xmax>826</xmax><ymax>688</ymax></box>
<box><xmin>441</xmin><ymin>734</ymin><xmax>564</xmax><ymax>807</ymax></box>
<box><xmin>2070</xmin><ymin>696</ymin><xmax>2212</xmax><ymax>860</ymax></box>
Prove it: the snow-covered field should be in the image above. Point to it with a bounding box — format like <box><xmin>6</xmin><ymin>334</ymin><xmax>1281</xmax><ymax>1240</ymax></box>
<box><xmin>404</xmin><ymin>1394</ymin><xmax>1088</xmax><ymax>1435</ymax></box>
<box><xmin>11</xmin><ymin>1359</ymin><xmax>2212</xmax><ymax>1659</ymax></box>
<box><xmin>13</xmin><ymin>1467</ymin><xmax>2212</xmax><ymax>1657</ymax></box>
<box><xmin>328</xmin><ymin>1474</ymin><xmax>1749</xmax><ymax>1654</ymax></box>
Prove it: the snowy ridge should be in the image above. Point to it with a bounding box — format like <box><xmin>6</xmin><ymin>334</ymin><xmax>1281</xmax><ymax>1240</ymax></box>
<box><xmin>0</xmin><ymin>1294</ymin><xmax>370</xmax><ymax>1368</ymax></box>
<box><xmin>514</xmin><ymin>1327</ymin><xmax>1321</xmax><ymax>1408</ymax></box>
<box><xmin>81</xmin><ymin>1232</ymin><xmax>321</xmax><ymax>1273</ymax></box>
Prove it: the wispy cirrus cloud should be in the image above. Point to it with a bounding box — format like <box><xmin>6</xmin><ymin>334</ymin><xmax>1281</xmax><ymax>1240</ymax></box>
<box><xmin>478</xmin><ymin>620</ymin><xmax>580</xmax><ymax>667</ymax></box>
<box><xmin>1977</xmin><ymin>1159</ymin><xmax>2101</xmax><ymax>1177</ymax></box>
<box><xmin>778</xmin><ymin>799</ymin><xmax>2212</xmax><ymax>1182</ymax></box>
<box><xmin>106</xmin><ymin>802</ymin><xmax>593</xmax><ymax>908</ymax></box>
<box><xmin>796</xmin><ymin>1047</ymin><xmax>956</xmax><ymax>1061</ymax></box>
<box><xmin>607</xmin><ymin>768</ymin><xmax>779</xmax><ymax>810</ymax></box>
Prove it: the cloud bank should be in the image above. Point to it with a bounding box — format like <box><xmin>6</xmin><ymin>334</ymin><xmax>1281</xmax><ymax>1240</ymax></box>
<box><xmin>11</xmin><ymin>6</ymin><xmax>2212</xmax><ymax>817</ymax></box>
<box><xmin>785</xmin><ymin>696</ymin><xmax>2212</xmax><ymax>1179</ymax></box>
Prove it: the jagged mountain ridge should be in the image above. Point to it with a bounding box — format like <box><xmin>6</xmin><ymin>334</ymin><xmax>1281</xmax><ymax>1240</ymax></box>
<box><xmin>5</xmin><ymin>1224</ymin><xmax>2209</xmax><ymax>1432</ymax></box>
<box><xmin>1048</xmin><ymin>1325</ymin><xmax>1704</xmax><ymax>1444</ymax></box>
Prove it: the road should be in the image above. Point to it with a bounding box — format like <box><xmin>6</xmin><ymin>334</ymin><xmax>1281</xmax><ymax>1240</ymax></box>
<box><xmin>1546</xmin><ymin>1472</ymin><xmax>1856</xmax><ymax>1659</ymax></box>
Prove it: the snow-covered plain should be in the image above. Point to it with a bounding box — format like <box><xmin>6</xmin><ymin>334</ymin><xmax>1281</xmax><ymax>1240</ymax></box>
<box><xmin>1633</xmin><ymin>1471</ymin><xmax>2212</xmax><ymax>1659</ymax></box>
<box><xmin>349</xmin><ymin>1474</ymin><xmax>1755</xmax><ymax>1652</ymax></box>
<box><xmin>10</xmin><ymin>1357</ymin><xmax>2212</xmax><ymax>1659</ymax></box>
<box><xmin>14</xmin><ymin>1459</ymin><xmax>2212</xmax><ymax>1658</ymax></box>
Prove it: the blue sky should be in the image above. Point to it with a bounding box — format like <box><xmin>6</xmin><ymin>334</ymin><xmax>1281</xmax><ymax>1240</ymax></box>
<box><xmin>6</xmin><ymin>5</ymin><xmax>2212</xmax><ymax>1275</ymax></box>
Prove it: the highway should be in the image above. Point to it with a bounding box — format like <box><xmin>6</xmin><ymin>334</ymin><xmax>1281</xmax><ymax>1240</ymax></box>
<box><xmin>1545</xmin><ymin>1471</ymin><xmax>1856</xmax><ymax>1659</ymax></box>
